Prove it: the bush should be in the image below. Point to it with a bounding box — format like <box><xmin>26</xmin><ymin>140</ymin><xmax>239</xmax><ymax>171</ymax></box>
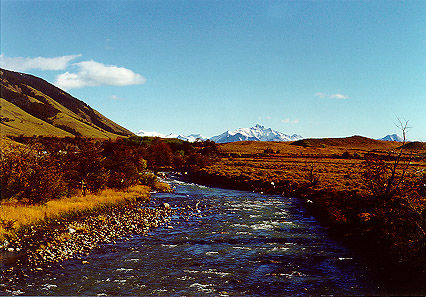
<box><xmin>139</xmin><ymin>172</ymin><xmax>157</xmax><ymax>187</ymax></box>
<box><xmin>1</xmin><ymin>146</ymin><xmax>66</xmax><ymax>203</ymax></box>
<box><xmin>63</xmin><ymin>141</ymin><xmax>108</xmax><ymax>192</ymax></box>
<box><xmin>2</xmin><ymin>135</ymin><xmax>218</xmax><ymax>204</ymax></box>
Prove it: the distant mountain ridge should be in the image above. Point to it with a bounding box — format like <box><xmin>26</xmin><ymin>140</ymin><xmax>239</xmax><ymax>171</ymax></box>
<box><xmin>291</xmin><ymin>135</ymin><xmax>400</xmax><ymax>150</ymax></box>
<box><xmin>210</xmin><ymin>124</ymin><xmax>302</xmax><ymax>143</ymax></box>
<box><xmin>0</xmin><ymin>68</ymin><xmax>133</xmax><ymax>138</ymax></box>
<box><xmin>136</xmin><ymin>124</ymin><xmax>302</xmax><ymax>143</ymax></box>
<box><xmin>379</xmin><ymin>134</ymin><xmax>404</xmax><ymax>142</ymax></box>
<box><xmin>136</xmin><ymin>130</ymin><xmax>207</xmax><ymax>142</ymax></box>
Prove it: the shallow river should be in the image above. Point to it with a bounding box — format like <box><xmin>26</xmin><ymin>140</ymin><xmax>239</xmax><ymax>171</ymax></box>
<box><xmin>4</xmin><ymin>178</ymin><xmax>379</xmax><ymax>296</ymax></box>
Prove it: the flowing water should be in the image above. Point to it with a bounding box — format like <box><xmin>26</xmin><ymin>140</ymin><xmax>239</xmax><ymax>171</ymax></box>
<box><xmin>3</xmin><ymin>178</ymin><xmax>379</xmax><ymax>296</ymax></box>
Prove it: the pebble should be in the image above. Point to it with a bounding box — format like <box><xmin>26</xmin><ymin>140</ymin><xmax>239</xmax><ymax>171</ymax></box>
<box><xmin>161</xmin><ymin>202</ymin><xmax>171</xmax><ymax>209</ymax></box>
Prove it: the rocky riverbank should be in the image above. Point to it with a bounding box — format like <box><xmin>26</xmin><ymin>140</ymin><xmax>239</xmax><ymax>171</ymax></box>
<box><xmin>0</xmin><ymin>199</ymin><xmax>180</xmax><ymax>291</ymax></box>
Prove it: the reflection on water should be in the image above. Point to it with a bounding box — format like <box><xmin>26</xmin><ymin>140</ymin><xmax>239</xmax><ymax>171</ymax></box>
<box><xmin>2</xmin><ymin>178</ymin><xmax>378</xmax><ymax>296</ymax></box>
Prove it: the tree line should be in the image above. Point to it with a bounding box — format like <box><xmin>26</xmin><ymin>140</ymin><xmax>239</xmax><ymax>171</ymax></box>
<box><xmin>0</xmin><ymin>136</ymin><xmax>218</xmax><ymax>204</ymax></box>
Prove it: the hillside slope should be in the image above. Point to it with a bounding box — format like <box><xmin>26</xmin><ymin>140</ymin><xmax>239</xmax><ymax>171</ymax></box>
<box><xmin>290</xmin><ymin>135</ymin><xmax>399</xmax><ymax>150</ymax></box>
<box><xmin>0</xmin><ymin>68</ymin><xmax>133</xmax><ymax>138</ymax></box>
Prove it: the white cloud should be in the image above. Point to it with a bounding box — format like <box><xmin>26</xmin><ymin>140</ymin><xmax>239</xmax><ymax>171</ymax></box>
<box><xmin>0</xmin><ymin>54</ymin><xmax>81</xmax><ymax>71</ymax></box>
<box><xmin>281</xmin><ymin>118</ymin><xmax>299</xmax><ymax>124</ymax></box>
<box><xmin>55</xmin><ymin>60</ymin><xmax>146</xmax><ymax>90</ymax></box>
<box><xmin>314</xmin><ymin>92</ymin><xmax>327</xmax><ymax>98</ymax></box>
<box><xmin>330</xmin><ymin>93</ymin><xmax>349</xmax><ymax>99</ymax></box>
<box><xmin>111</xmin><ymin>95</ymin><xmax>124</xmax><ymax>100</ymax></box>
<box><xmin>315</xmin><ymin>92</ymin><xmax>349</xmax><ymax>100</ymax></box>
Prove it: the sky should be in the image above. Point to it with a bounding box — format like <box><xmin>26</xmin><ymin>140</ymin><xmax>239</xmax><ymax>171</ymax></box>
<box><xmin>1</xmin><ymin>0</ymin><xmax>425</xmax><ymax>140</ymax></box>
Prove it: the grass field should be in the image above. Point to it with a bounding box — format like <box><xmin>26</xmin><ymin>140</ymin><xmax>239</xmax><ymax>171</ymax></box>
<box><xmin>204</xmin><ymin>138</ymin><xmax>425</xmax><ymax>196</ymax></box>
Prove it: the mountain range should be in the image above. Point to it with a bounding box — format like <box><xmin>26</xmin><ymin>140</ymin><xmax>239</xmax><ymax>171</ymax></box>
<box><xmin>136</xmin><ymin>130</ymin><xmax>207</xmax><ymax>142</ymax></box>
<box><xmin>0</xmin><ymin>68</ymin><xmax>133</xmax><ymax>138</ymax></box>
<box><xmin>137</xmin><ymin>125</ymin><xmax>302</xmax><ymax>143</ymax></box>
<box><xmin>210</xmin><ymin>124</ymin><xmax>303</xmax><ymax>143</ymax></box>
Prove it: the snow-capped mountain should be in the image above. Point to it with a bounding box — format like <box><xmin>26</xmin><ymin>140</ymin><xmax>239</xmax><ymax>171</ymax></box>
<box><xmin>184</xmin><ymin>134</ymin><xmax>208</xmax><ymax>142</ymax></box>
<box><xmin>136</xmin><ymin>130</ymin><xmax>207</xmax><ymax>142</ymax></box>
<box><xmin>379</xmin><ymin>134</ymin><xmax>404</xmax><ymax>142</ymax></box>
<box><xmin>163</xmin><ymin>133</ymin><xmax>207</xmax><ymax>142</ymax></box>
<box><xmin>136</xmin><ymin>130</ymin><xmax>166</xmax><ymax>138</ymax></box>
<box><xmin>210</xmin><ymin>124</ymin><xmax>303</xmax><ymax>143</ymax></box>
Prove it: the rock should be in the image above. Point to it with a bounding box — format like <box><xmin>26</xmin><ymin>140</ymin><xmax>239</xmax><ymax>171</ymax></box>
<box><xmin>161</xmin><ymin>202</ymin><xmax>171</xmax><ymax>209</ymax></box>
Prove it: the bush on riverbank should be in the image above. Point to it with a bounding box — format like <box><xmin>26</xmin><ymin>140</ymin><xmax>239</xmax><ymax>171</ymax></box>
<box><xmin>0</xmin><ymin>136</ymin><xmax>217</xmax><ymax>239</ymax></box>
<box><xmin>1</xmin><ymin>136</ymin><xmax>218</xmax><ymax>204</ymax></box>
<box><xmin>1</xmin><ymin>145</ymin><xmax>66</xmax><ymax>204</ymax></box>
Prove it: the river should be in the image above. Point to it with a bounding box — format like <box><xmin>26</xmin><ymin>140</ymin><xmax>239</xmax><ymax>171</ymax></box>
<box><xmin>2</xmin><ymin>177</ymin><xmax>379</xmax><ymax>296</ymax></box>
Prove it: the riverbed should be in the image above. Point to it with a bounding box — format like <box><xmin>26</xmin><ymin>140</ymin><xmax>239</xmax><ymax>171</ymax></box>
<box><xmin>1</xmin><ymin>177</ymin><xmax>379</xmax><ymax>296</ymax></box>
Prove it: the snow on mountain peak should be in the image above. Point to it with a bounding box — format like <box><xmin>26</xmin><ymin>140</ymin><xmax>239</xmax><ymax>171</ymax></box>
<box><xmin>136</xmin><ymin>130</ymin><xmax>165</xmax><ymax>138</ymax></box>
<box><xmin>137</xmin><ymin>124</ymin><xmax>302</xmax><ymax>143</ymax></box>
<box><xmin>378</xmin><ymin>134</ymin><xmax>404</xmax><ymax>142</ymax></box>
<box><xmin>210</xmin><ymin>124</ymin><xmax>303</xmax><ymax>143</ymax></box>
<box><xmin>136</xmin><ymin>130</ymin><xmax>207</xmax><ymax>142</ymax></box>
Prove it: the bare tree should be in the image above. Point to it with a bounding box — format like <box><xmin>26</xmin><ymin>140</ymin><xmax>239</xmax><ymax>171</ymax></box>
<box><xmin>362</xmin><ymin>119</ymin><xmax>415</xmax><ymax>200</ymax></box>
<box><xmin>383</xmin><ymin>119</ymin><xmax>413</xmax><ymax>199</ymax></box>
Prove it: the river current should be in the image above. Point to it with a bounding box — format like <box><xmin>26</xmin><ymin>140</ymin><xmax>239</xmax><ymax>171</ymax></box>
<box><xmin>4</xmin><ymin>178</ymin><xmax>379</xmax><ymax>296</ymax></box>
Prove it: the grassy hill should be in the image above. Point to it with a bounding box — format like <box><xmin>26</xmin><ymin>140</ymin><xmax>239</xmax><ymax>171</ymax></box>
<box><xmin>217</xmin><ymin>135</ymin><xmax>408</xmax><ymax>157</ymax></box>
<box><xmin>0</xmin><ymin>68</ymin><xmax>134</xmax><ymax>138</ymax></box>
<box><xmin>290</xmin><ymin>135</ymin><xmax>399</xmax><ymax>150</ymax></box>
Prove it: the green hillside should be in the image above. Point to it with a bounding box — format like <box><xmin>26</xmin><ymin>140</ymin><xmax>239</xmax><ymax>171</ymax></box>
<box><xmin>0</xmin><ymin>68</ymin><xmax>134</xmax><ymax>138</ymax></box>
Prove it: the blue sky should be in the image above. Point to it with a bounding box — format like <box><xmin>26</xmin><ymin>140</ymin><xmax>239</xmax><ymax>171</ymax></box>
<box><xmin>1</xmin><ymin>0</ymin><xmax>425</xmax><ymax>140</ymax></box>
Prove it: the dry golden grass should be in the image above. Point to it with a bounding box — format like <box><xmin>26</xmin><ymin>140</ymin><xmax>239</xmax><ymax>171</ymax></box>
<box><xmin>206</xmin><ymin>140</ymin><xmax>426</xmax><ymax>196</ymax></box>
<box><xmin>0</xmin><ymin>135</ymin><xmax>24</xmax><ymax>150</ymax></box>
<box><xmin>153</xmin><ymin>181</ymin><xmax>173</xmax><ymax>193</ymax></box>
<box><xmin>218</xmin><ymin>136</ymin><xmax>404</xmax><ymax>156</ymax></box>
<box><xmin>0</xmin><ymin>185</ymin><xmax>151</xmax><ymax>241</ymax></box>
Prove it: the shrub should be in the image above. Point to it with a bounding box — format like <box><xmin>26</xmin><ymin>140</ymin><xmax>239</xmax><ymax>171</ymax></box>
<box><xmin>0</xmin><ymin>146</ymin><xmax>66</xmax><ymax>203</ymax></box>
<box><xmin>147</xmin><ymin>141</ymin><xmax>173</xmax><ymax>172</ymax></box>
<box><xmin>62</xmin><ymin>140</ymin><xmax>108</xmax><ymax>193</ymax></box>
<box><xmin>139</xmin><ymin>172</ymin><xmax>157</xmax><ymax>187</ymax></box>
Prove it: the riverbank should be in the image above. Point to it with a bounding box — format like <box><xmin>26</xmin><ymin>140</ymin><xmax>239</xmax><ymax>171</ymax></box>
<box><xmin>0</xmin><ymin>183</ymin><xmax>175</xmax><ymax>284</ymax></box>
<box><xmin>0</xmin><ymin>200</ymin><xmax>176</xmax><ymax>291</ymax></box>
